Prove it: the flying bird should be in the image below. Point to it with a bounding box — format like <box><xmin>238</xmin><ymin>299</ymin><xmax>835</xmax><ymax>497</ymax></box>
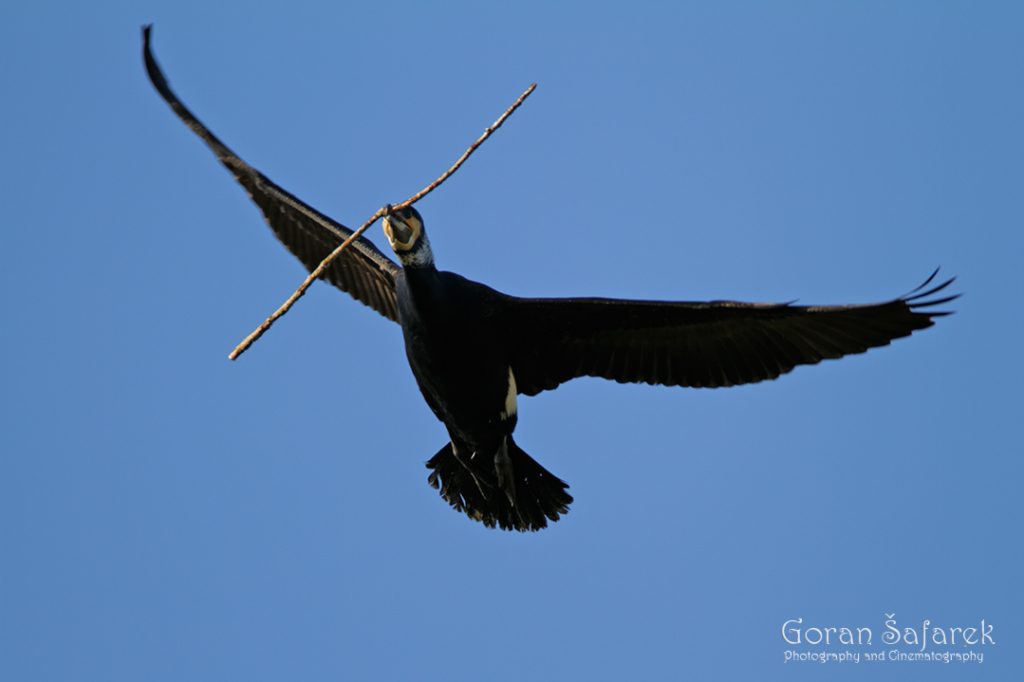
<box><xmin>143</xmin><ymin>28</ymin><xmax>957</xmax><ymax>531</ymax></box>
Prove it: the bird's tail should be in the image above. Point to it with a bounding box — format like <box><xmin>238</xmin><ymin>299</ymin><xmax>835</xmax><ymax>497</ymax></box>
<box><xmin>426</xmin><ymin>436</ymin><xmax>572</xmax><ymax>531</ymax></box>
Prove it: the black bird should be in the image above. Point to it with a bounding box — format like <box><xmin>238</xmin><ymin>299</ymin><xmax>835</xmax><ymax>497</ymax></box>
<box><xmin>143</xmin><ymin>28</ymin><xmax>957</xmax><ymax>531</ymax></box>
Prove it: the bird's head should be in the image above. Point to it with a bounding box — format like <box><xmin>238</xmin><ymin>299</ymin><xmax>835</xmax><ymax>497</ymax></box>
<box><xmin>382</xmin><ymin>206</ymin><xmax>434</xmax><ymax>268</ymax></box>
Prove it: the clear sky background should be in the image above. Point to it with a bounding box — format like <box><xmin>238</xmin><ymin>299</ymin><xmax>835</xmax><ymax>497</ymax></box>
<box><xmin>2</xmin><ymin>2</ymin><xmax>1021</xmax><ymax>680</ymax></box>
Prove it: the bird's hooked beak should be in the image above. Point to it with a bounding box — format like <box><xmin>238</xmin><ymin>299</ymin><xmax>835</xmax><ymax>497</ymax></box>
<box><xmin>382</xmin><ymin>206</ymin><xmax>426</xmax><ymax>257</ymax></box>
<box><xmin>384</xmin><ymin>212</ymin><xmax>415</xmax><ymax>246</ymax></box>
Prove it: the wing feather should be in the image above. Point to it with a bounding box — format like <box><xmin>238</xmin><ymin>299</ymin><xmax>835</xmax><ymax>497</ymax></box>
<box><xmin>504</xmin><ymin>273</ymin><xmax>957</xmax><ymax>396</ymax></box>
<box><xmin>143</xmin><ymin>26</ymin><xmax>401</xmax><ymax>322</ymax></box>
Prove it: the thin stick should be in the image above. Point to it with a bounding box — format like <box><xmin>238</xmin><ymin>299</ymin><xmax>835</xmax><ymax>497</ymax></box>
<box><xmin>390</xmin><ymin>83</ymin><xmax>537</xmax><ymax>211</ymax></box>
<box><xmin>227</xmin><ymin>210</ymin><xmax>385</xmax><ymax>360</ymax></box>
<box><xmin>228</xmin><ymin>83</ymin><xmax>538</xmax><ymax>361</ymax></box>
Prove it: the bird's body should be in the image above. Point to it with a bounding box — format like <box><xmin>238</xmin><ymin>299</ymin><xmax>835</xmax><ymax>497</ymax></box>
<box><xmin>396</xmin><ymin>268</ymin><xmax>514</xmax><ymax>448</ymax></box>
<box><xmin>385</xmin><ymin>213</ymin><xmax>573</xmax><ymax>529</ymax></box>
<box><xmin>143</xmin><ymin>27</ymin><xmax>957</xmax><ymax>532</ymax></box>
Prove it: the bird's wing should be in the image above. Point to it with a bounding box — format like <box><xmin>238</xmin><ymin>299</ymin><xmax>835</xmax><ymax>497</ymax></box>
<box><xmin>504</xmin><ymin>270</ymin><xmax>957</xmax><ymax>396</ymax></box>
<box><xmin>142</xmin><ymin>26</ymin><xmax>401</xmax><ymax>322</ymax></box>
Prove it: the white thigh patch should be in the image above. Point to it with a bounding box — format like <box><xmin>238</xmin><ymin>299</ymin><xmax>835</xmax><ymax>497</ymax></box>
<box><xmin>500</xmin><ymin>367</ymin><xmax>517</xmax><ymax>420</ymax></box>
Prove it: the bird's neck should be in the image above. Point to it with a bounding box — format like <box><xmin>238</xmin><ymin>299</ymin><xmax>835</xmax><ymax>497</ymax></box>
<box><xmin>400</xmin><ymin>256</ymin><xmax>444</xmax><ymax>313</ymax></box>
<box><xmin>398</xmin><ymin>234</ymin><xmax>436</xmax><ymax>270</ymax></box>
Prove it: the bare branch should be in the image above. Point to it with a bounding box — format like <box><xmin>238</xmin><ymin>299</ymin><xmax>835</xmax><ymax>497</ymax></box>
<box><xmin>227</xmin><ymin>209</ymin><xmax>386</xmax><ymax>361</ymax></box>
<box><xmin>390</xmin><ymin>83</ymin><xmax>537</xmax><ymax>211</ymax></box>
<box><xmin>228</xmin><ymin>83</ymin><xmax>537</xmax><ymax>361</ymax></box>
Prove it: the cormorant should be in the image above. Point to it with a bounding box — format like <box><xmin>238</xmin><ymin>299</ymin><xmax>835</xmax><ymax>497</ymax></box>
<box><xmin>143</xmin><ymin>28</ymin><xmax>957</xmax><ymax>531</ymax></box>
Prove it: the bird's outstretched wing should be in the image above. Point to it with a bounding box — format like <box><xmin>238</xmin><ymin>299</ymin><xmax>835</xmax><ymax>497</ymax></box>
<box><xmin>504</xmin><ymin>270</ymin><xmax>957</xmax><ymax>396</ymax></box>
<box><xmin>142</xmin><ymin>26</ymin><xmax>401</xmax><ymax>322</ymax></box>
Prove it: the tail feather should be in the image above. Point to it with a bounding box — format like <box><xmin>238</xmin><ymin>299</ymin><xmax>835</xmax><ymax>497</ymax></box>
<box><xmin>426</xmin><ymin>437</ymin><xmax>572</xmax><ymax>531</ymax></box>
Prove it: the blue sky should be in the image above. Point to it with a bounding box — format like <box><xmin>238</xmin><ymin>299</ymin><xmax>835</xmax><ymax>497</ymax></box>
<box><xmin>2</xmin><ymin>2</ymin><xmax>1021</xmax><ymax>680</ymax></box>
